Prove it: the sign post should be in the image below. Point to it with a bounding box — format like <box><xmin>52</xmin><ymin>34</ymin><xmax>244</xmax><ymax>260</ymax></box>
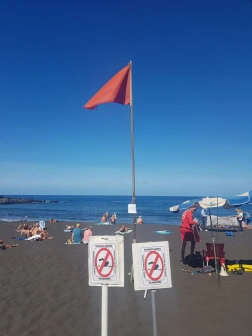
<box><xmin>151</xmin><ymin>290</ymin><xmax>158</xmax><ymax>336</ymax></box>
<box><xmin>132</xmin><ymin>241</ymin><xmax>172</xmax><ymax>336</ymax></box>
<box><xmin>101</xmin><ymin>285</ymin><xmax>108</xmax><ymax>336</ymax></box>
<box><xmin>88</xmin><ymin>236</ymin><xmax>124</xmax><ymax>336</ymax></box>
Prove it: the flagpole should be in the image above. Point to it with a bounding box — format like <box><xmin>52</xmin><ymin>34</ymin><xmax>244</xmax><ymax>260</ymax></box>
<box><xmin>129</xmin><ymin>60</ymin><xmax>137</xmax><ymax>243</ymax></box>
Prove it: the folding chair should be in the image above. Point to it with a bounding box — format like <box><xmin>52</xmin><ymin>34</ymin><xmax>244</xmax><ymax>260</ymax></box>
<box><xmin>202</xmin><ymin>243</ymin><xmax>225</xmax><ymax>267</ymax></box>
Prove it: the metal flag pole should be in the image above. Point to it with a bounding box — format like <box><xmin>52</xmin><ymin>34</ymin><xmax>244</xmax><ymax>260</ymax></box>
<box><xmin>129</xmin><ymin>60</ymin><xmax>137</xmax><ymax>243</ymax></box>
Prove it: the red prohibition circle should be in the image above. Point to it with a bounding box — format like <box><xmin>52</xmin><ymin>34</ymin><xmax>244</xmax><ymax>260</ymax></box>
<box><xmin>144</xmin><ymin>251</ymin><xmax>164</xmax><ymax>281</ymax></box>
<box><xmin>95</xmin><ymin>248</ymin><xmax>114</xmax><ymax>278</ymax></box>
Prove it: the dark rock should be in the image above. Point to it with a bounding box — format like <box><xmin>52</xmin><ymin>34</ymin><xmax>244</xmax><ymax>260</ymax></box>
<box><xmin>0</xmin><ymin>197</ymin><xmax>58</xmax><ymax>205</ymax></box>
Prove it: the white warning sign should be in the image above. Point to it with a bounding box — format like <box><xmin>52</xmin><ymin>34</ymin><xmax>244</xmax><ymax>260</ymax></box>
<box><xmin>88</xmin><ymin>236</ymin><xmax>124</xmax><ymax>287</ymax></box>
<box><xmin>132</xmin><ymin>241</ymin><xmax>172</xmax><ymax>291</ymax></box>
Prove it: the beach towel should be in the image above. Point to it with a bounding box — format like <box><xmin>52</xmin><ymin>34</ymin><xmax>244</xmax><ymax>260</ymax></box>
<box><xmin>26</xmin><ymin>234</ymin><xmax>41</xmax><ymax>241</ymax></box>
<box><xmin>156</xmin><ymin>230</ymin><xmax>171</xmax><ymax>235</ymax></box>
<box><xmin>65</xmin><ymin>241</ymin><xmax>81</xmax><ymax>245</ymax></box>
<box><xmin>96</xmin><ymin>222</ymin><xmax>113</xmax><ymax>225</ymax></box>
<box><xmin>115</xmin><ymin>229</ymin><xmax>133</xmax><ymax>234</ymax></box>
<box><xmin>64</xmin><ymin>229</ymin><xmax>73</xmax><ymax>232</ymax></box>
<box><xmin>227</xmin><ymin>264</ymin><xmax>252</xmax><ymax>272</ymax></box>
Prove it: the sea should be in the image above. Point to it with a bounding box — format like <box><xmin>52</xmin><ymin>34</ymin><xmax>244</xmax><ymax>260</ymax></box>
<box><xmin>0</xmin><ymin>195</ymin><xmax>251</xmax><ymax>225</ymax></box>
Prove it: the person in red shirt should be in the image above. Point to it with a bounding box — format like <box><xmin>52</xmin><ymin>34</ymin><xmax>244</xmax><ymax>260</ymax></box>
<box><xmin>180</xmin><ymin>207</ymin><xmax>200</xmax><ymax>263</ymax></box>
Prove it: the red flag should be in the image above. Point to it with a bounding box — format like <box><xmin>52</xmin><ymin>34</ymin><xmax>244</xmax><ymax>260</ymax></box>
<box><xmin>84</xmin><ymin>64</ymin><xmax>131</xmax><ymax>110</ymax></box>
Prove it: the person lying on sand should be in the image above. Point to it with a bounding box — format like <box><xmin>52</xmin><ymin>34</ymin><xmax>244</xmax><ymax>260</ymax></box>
<box><xmin>27</xmin><ymin>231</ymin><xmax>53</xmax><ymax>241</ymax></box>
<box><xmin>66</xmin><ymin>225</ymin><xmax>74</xmax><ymax>230</ymax></box>
<box><xmin>119</xmin><ymin>225</ymin><xmax>128</xmax><ymax>233</ymax></box>
<box><xmin>16</xmin><ymin>223</ymin><xmax>25</xmax><ymax>232</ymax></box>
<box><xmin>0</xmin><ymin>240</ymin><xmax>18</xmax><ymax>249</ymax></box>
<box><xmin>21</xmin><ymin>224</ymin><xmax>32</xmax><ymax>238</ymax></box>
<box><xmin>1</xmin><ymin>244</ymin><xmax>18</xmax><ymax>249</ymax></box>
<box><xmin>19</xmin><ymin>223</ymin><xmax>37</xmax><ymax>237</ymax></box>
<box><xmin>40</xmin><ymin>231</ymin><xmax>53</xmax><ymax>240</ymax></box>
<box><xmin>30</xmin><ymin>224</ymin><xmax>43</xmax><ymax>236</ymax></box>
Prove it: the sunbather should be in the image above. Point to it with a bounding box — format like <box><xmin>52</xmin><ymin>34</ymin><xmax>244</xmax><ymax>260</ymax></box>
<box><xmin>66</xmin><ymin>225</ymin><xmax>74</xmax><ymax>230</ymax></box>
<box><xmin>16</xmin><ymin>223</ymin><xmax>24</xmax><ymax>232</ymax></box>
<box><xmin>0</xmin><ymin>243</ymin><xmax>18</xmax><ymax>249</ymax></box>
<box><xmin>30</xmin><ymin>224</ymin><xmax>43</xmax><ymax>236</ymax></box>
<box><xmin>119</xmin><ymin>225</ymin><xmax>128</xmax><ymax>233</ymax></box>
<box><xmin>27</xmin><ymin>231</ymin><xmax>53</xmax><ymax>241</ymax></box>
<box><xmin>40</xmin><ymin>231</ymin><xmax>53</xmax><ymax>240</ymax></box>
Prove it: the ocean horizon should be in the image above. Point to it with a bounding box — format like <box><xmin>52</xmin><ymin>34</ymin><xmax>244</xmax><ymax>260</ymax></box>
<box><xmin>1</xmin><ymin>195</ymin><xmax>251</xmax><ymax>225</ymax></box>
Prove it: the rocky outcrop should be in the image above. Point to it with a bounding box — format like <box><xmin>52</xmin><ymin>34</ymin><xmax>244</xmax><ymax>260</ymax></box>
<box><xmin>0</xmin><ymin>196</ymin><xmax>58</xmax><ymax>205</ymax></box>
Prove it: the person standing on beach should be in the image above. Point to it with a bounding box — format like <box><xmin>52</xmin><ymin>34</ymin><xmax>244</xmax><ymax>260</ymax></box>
<box><xmin>137</xmin><ymin>216</ymin><xmax>143</xmax><ymax>224</ymax></box>
<box><xmin>200</xmin><ymin>208</ymin><xmax>208</xmax><ymax>231</ymax></box>
<box><xmin>236</xmin><ymin>209</ymin><xmax>244</xmax><ymax>232</ymax></box>
<box><xmin>180</xmin><ymin>207</ymin><xmax>200</xmax><ymax>263</ymax></box>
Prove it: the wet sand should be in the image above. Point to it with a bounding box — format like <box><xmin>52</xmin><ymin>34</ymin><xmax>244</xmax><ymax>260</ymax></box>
<box><xmin>0</xmin><ymin>221</ymin><xmax>252</xmax><ymax>336</ymax></box>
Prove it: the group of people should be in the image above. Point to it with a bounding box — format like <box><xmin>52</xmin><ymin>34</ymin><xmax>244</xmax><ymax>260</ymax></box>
<box><xmin>101</xmin><ymin>211</ymin><xmax>117</xmax><ymax>224</ymax></box>
<box><xmin>67</xmin><ymin>223</ymin><xmax>93</xmax><ymax>244</ymax></box>
<box><xmin>16</xmin><ymin>223</ymin><xmax>52</xmax><ymax>240</ymax></box>
<box><xmin>100</xmin><ymin>211</ymin><xmax>144</xmax><ymax>225</ymax></box>
<box><xmin>179</xmin><ymin>206</ymin><xmax>251</xmax><ymax>263</ymax></box>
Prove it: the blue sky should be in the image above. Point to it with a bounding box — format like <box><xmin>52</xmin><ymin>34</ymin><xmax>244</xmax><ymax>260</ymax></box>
<box><xmin>1</xmin><ymin>0</ymin><xmax>252</xmax><ymax>196</ymax></box>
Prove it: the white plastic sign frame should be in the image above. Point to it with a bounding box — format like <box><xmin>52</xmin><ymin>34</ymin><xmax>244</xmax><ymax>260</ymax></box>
<box><xmin>132</xmin><ymin>241</ymin><xmax>172</xmax><ymax>291</ymax></box>
<box><xmin>88</xmin><ymin>235</ymin><xmax>124</xmax><ymax>287</ymax></box>
<box><xmin>128</xmin><ymin>204</ymin><xmax>137</xmax><ymax>214</ymax></box>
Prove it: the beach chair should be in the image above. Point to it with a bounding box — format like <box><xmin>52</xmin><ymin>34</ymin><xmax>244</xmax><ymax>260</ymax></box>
<box><xmin>39</xmin><ymin>221</ymin><xmax>46</xmax><ymax>230</ymax></box>
<box><xmin>203</xmin><ymin>243</ymin><xmax>225</xmax><ymax>267</ymax></box>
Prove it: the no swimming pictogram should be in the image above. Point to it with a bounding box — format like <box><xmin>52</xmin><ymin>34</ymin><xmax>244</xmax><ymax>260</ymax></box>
<box><xmin>144</xmin><ymin>250</ymin><xmax>164</xmax><ymax>281</ymax></box>
<box><xmin>132</xmin><ymin>242</ymin><xmax>172</xmax><ymax>290</ymax></box>
<box><xmin>95</xmin><ymin>248</ymin><xmax>114</xmax><ymax>278</ymax></box>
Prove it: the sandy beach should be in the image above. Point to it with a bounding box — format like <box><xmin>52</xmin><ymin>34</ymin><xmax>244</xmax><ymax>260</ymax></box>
<box><xmin>0</xmin><ymin>221</ymin><xmax>252</xmax><ymax>336</ymax></box>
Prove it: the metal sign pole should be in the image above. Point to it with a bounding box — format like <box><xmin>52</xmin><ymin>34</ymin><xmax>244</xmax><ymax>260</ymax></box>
<box><xmin>101</xmin><ymin>285</ymin><xmax>108</xmax><ymax>336</ymax></box>
<box><xmin>129</xmin><ymin>60</ymin><xmax>136</xmax><ymax>243</ymax></box>
<box><xmin>151</xmin><ymin>290</ymin><xmax>158</xmax><ymax>336</ymax></box>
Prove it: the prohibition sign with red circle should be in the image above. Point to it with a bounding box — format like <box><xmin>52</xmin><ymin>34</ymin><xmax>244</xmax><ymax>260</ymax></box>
<box><xmin>144</xmin><ymin>251</ymin><xmax>164</xmax><ymax>281</ymax></box>
<box><xmin>95</xmin><ymin>248</ymin><xmax>114</xmax><ymax>278</ymax></box>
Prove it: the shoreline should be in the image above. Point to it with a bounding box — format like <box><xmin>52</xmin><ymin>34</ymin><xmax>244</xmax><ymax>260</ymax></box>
<box><xmin>0</xmin><ymin>219</ymin><xmax>181</xmax><ymax>226</ymax></box>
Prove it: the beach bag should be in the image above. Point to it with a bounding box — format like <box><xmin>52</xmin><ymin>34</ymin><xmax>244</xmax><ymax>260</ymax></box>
<box><xmin>184</xmin><ymin>252</ymin><xmax>203</xmax><ymax>268</ymax></box>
